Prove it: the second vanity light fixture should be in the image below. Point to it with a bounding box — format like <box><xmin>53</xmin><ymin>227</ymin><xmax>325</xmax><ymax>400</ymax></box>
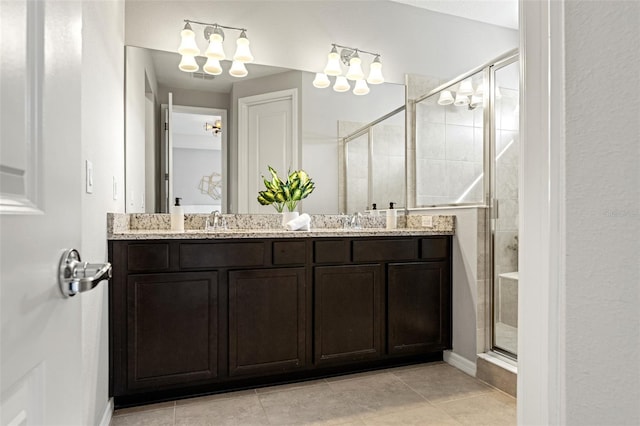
<box><xmin>437</xmin><ymin>78</ymin><xmax>492</xmax><ymax>110</ymax></box>
<box><xmin>178</xmin><ymin>19</ymin><xmax>254</xmax><ymax>77</ymax></box>
<box><xmin>313</xmin><ymin>44</ymin><xmax>385</xmax><ymax>95</ymax></box>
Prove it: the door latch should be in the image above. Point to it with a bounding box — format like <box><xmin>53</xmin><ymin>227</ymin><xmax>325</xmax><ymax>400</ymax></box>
<box><xmin>58</xmin><ymin>249</ymin><xmax>112</xmax><ymax>298</ymax></box>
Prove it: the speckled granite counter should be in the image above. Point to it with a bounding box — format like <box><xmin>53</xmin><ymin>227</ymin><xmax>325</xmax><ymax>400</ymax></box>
<box><xmin>107</xmin><ymin>213</ymin><xmax>455</xmax><ymax>240</ymax></box>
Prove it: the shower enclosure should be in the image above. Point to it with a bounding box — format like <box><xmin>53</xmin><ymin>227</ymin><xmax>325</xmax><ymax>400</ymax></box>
<box><xmin>412</xmin><ymin>50</ymin><xmax>520</xmax><ymax>359</ymax></box>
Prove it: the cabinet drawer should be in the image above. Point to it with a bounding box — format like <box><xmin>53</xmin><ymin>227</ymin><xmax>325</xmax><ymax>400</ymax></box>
<box><xmin>314</xmin><ymin>240</ymin><xmax>349</xmax><ymax>264</ymax></box>
<box><xmin>127</xmin><ymin>244</ymin><xmax>170</xmax><ymax>272</ymax></box>
<box><xmin>180</xmin><ymin>242</ymin><xmax>265</xmax><ymax>268</ymax></box>
<box><xmin>352</xmin><ymin>239</ymin><xmax>417</xmax><ymax>262</ymax></box>
<box><xmin>273</xmin><ymin>241</ymin><xmax>306</xmax><ymax>265</ymax></box>
<box><xmin>420</xmin><ymin>237</ymin><xmax>449</xmax><ymax>260</ymax></box>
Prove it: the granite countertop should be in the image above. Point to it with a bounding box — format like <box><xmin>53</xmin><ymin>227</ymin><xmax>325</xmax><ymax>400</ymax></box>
<box><xmin>107</xmin><ymin>213</ymin><xmax>455</xmax><ymax>240</ymax></box>
<box><xmin>108</xmin><ymin>227</ymin><xmax>454</xmax><ymax>240</ymax></box>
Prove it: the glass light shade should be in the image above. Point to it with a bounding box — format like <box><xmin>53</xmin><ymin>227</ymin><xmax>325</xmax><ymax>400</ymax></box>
<box><xmin>474</xmin><ymin>82</ymin><xmax>485</xmax><ymax>97</ymax></box>
<box><xmin>324</xmin><ymin>49</ymin><xmax>342</xmax><ymax>76</ymax></box>
<box><xmin>178</xmin><ymin>54</ymin><xmax>199</xmax><ymax>72</ymax></box>
<box><xmin>178</xmin><ymin>27</ymin><xmax>200</xmax><ymax>56</ymax></box>
<box><xmin>203</xmin><ymin>57</ymin><xmax>222</xmax><ymax>75</ymax></box>
<box><xmin>333</xmin><ymin>76</ymin><xmax>350</xmax><ymax>92</ymax></box>
<box><xmin>229</xmin><ymin>60</ymin><xmax>248</xmax><ymax>77</ymax></box>
<box><xmin>233</xmin><ymin>32</ymin><xmax>253</xmax><ymax>63</ymax></box>
<box><xmin>470</xmin><ymin>95</ymin><xmax>483</xmax><ymax>108</ymax></box>
<box><xmin>458</xmin><ymin>79</ymin><xmax>474</xmax><ymax>96</ymax></box>
<box><xmin>454</xmin><ymin>93</ymin><xmax>470</xmax><ymax>106</ymax></box>
<box><xmin>205</xmin><ymin>34</ymin><xmax>225</xmax><ymax>60</ymax></box>
<box><xmin>353</xmin><ymin>79</ymin><xmax>370</xmax><ymax>96</ymax></box>
<box><xmin>437</xmin><ymin>90</ymin><xmax>454</xmax><ymax>105</ymax></box>
<box><xmin>312</xmin><ymin>73</ymin><xmax>330</xmax><ymax>89</ymax></box>
<box><xmin>346</xmin><ymin>56</ymin><xmax>364</xmax><ymax>81</ymax></box>
<box><xmin>367</xmin><ymin>59</ymin><xmax>384</xmax><ymax>84</ymax></box>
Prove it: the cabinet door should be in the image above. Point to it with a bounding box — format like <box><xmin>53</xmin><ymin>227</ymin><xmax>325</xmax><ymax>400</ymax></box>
<box><xmin>127</xmin><ymin>272</ymin><xmax>218</xmax><ymax>391</ymax></box>
<box><xmin>314</xmin><ymin>265</ymin><xmax>382</xmax><ymax>365</ymax></box>
<box><xmin>387</xmin><ymin>262</ymin><xmax>451</xmax><ymax>355</ymax></box>
<box><xmin>228</xmin><ymin>268</ymin><xmax>306</xmax><ymax>377</ymax></box>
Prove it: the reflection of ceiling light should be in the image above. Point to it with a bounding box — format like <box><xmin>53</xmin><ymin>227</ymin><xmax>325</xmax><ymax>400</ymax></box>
<box><xmin>437</xmin><ymin>90</ymin><xmax>454</xmax><ymax>105</ymax></box>
<box><xmin>204</xmin><ymin>119</ymin><xmax>222</xmax><ymax>135</ymax></box>
<box><xmin>178</xmin><ymin>19</ymin><xmax>252</xmax><ymax>78</ymax></box>
<box><xmin>316</xmin><ymin>43</ymin><xmax>384</xmax><ymax>96</ymax></box>
<box><xmin>454</xmin><ymin>92</ymin><xmax>470</xmax><ymax>106</ymax></box>
<box><xmin>458</xmin><ymin>79</ymin><xmax>474</xmax><ymax>96</ymax></box>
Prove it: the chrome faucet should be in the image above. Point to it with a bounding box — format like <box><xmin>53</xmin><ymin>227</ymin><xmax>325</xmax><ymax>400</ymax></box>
<box><xmin>350</xmin><ymin>212</ymin><xmax>363</xmax><ymax>230</ymax></box>
<box><xmin>206</xmin><ymin>210</ymin><xmax>226</xmax><ymax>230</ymax></box>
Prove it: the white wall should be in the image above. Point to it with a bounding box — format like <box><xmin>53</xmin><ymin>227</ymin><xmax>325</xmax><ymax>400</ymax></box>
<box><xmin>519</xmin><ymin>0</ymin><xmax>640</xmax><ymax>424</ymax></box>
<box><xmin>80</xmin><ymin>0</ymin><xmax>125</xmax><ymax>425</ymax></box>
<box><xmin>124</xmin><ymin>1</ymin><xmax>518</xmax><ymax>85</ymax></box>
<box><xmin>125</xmin><ymin>46</ymin><xmax>158</xmax><ymax>212</ymax></box>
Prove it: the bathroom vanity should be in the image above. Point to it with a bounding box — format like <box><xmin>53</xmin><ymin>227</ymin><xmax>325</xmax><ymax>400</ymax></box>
<box><xmin>108</xmin><ymin>219</ymin><xmax>454</xmax><ymax>407</ymax></box>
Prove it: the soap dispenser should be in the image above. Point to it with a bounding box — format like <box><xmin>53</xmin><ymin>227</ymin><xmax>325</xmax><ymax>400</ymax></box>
<box><xmin>386</xmin><ymin>202</ymin><xmax>397</xmax><ymax>229</ymax></box>
<box><xmin>171</xmin><ymin>197</ymin><xmax>184</xmax><ymax>232</ymax></box>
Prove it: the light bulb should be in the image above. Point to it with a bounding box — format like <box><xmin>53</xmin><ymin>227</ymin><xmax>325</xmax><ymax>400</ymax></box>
<box><xmin>346</xmin><ymin>52</ymin><xmax>364</xmax><ymax>81</ymax></box>
<box><xmin>437</xmin><ymin>90</ymin><xmax>454</xmax><ymax>105</ymax></box>
<box><xmin>458</xmin><ymin>79</ymin><xmax>474</xmax><ymax>96</ymax></box>
<box><xmin>353</xmin><ymin>79</ymin><xmax>370</xmax><ymax>96</ymax></box>
<box><xmin>203</xmin><ymin>57</ymin><xmax>222</xmax><ymax>75</ymax></box>
<box><xmin>312</xmin><ymin>73</ymin><xmax>330</xmax><ymax>89</ymax></box>
<box><xmin>367</xmin><ymin>56</ymin><xmax>384</xmax><ymax>84</ymax></box>
<box><xmin>205</xmin><ymin>31</ymin><xmax>225</xmax><ymax>60</ymax></box>
<box><xmin>454</xmin><ymin>92</ymin><xmax>470</xmax><ymax>106</ymax></box>
<box><xmin>178</xmin><ymin>54</ymin><xmax>199</xmax><ymax>72</ymax></box>
<box><xmin>233</xmin><ymin>30</ymin><xmax>253</xmax><ymax>63</ymax></box>
<box><xmin>178</xmin><ymin>22</ymin><xmax>200</xmax><ymax>56</ymax></box>
<box><xmin>324</xmin><ymin>46</ymin><xmax>342</xmax><ymax>76</ymax></box>
<box><xmin>229</xmin><ymin>60</ymin><xmax>248</xmax><ymax>77</ymax></box>
<box><xmin>333</xmin><ymin>76</ymin><xmax>350</xmax><ymax>92</ymax></box>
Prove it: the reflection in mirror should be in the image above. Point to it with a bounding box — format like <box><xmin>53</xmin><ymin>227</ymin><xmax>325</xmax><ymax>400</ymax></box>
<box><xmin>414</xmin><ymin>70</ymin><xmax>485</xmax><ymax>207</ymax></box>
<box><xmin>125</xmin><ymin>46</ymin><xmax>405</xmax><ymax>214</ymax></box>
<box><xmin>341</xmin><ymin>106</ymin><xmax>406</xmax><ymax>213</ymax></box>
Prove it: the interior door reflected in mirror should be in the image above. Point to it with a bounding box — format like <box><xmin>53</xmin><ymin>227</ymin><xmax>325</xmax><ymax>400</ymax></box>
<box><xmin>124</xmin><ymin>46</ymin><xmax>405</xmax><ymax>214</ymax></box>
<box><xmin>161</xmin><ymin>94</ymin><xmax>227</xmax><ymax>214</ymax></box>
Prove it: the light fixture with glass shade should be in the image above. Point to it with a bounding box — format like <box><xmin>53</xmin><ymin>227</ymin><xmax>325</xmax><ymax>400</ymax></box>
<box><xmin>346</xmin><ymin>51</ymin><xmax>364</xmax><ymax>81</ymax></box>
<box><xmin>333</xmin><ymin>76</ymin><xmax>351</xmax><ymax>93</ymax></box>
<box><xmin>203</xmin><ymin>57</ymin><xmax>222</xmax><ymax>75</ymax></box>
<box><xmin>454</xmin><ymin>92</ymin><xmax>470</xmax><ymax>106</ymax></box>
<box><xmin>437</xmin><ymin>90</ymin><xmax>454</xmax><ymax>105</ymax></box>
<box><xmin>315</xmin><ymin>43</ymin><xmax>383</xmax><ymax>96</ymax></box>
<box><xmin>324</xmin><ymin>46</ymin><xmax>342</xmax><ymax>76</ymax></box>
<box><xmin>229</xmin><ymin>60</ymin><xmax>248</xmax><ymax>77</ymax></box>
<box><xmin>177</xmin><ymin>19</ymin><xmax>252</xmax><ymax>78</ymax></box>
<box><xmin>470</xmin><ymin>95</ymin><xmax>483</xmax><ymax>109</ymax></box>
<box><xmin>233</xmin><ymin>30</ymin><xmax>253</xmax><ymax>63</ymax></box>
<box><xmin>313</xmin><ymin>73</ymin><xmax>331</xmax><ymax>88</ymax></box>
<box><xmin>458</xmin><ymin>79</ymin><xmax>474</xmax><ymax>96</ymax></box>
<box><xmin>353</xmin><ymin>79</ymin><xmax>370</xmax><ymax>96</ymax></box>
<box><xmin>367</xmin><ymin>56</ymin><xmax>384</xmax><ymax>84</ymax></box>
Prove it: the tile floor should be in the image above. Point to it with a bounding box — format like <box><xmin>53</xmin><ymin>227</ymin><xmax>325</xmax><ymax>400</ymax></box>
<box><xmin>110</xmin><ymin>362</ymin><xmax>516</xmax><ymax>426</ymax></box>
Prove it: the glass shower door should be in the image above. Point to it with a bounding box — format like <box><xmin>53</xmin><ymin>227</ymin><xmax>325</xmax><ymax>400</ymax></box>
<box><xmin>491</xmin><ymin>58</ymin><xmax>520</xmax><ymax>357</ymax></box>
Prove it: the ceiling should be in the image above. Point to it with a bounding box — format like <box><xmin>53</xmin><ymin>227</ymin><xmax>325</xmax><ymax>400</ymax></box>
<box><xmin>388</xmin><ymin>0</ymin><xmax>518</xmax><ymax>30</ymax></box>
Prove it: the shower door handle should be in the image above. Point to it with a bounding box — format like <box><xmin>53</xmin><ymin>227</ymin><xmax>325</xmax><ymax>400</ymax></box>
<box><xmin>58</xmin><ymin>248</ymin><xmax>112</xmax><ymax>298</ymax></box>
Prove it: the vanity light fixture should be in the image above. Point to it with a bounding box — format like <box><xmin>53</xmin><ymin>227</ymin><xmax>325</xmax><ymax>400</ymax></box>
<box><xmin>437</xmin><ymin>79</ymin><xmax>488</xmax><ymax>110</ymax></box>
<box><xmin>314</xmin><ymin>43</ymin><xmax>384</xmax><ymax>95</ymax></box>
<box><xmin>178</xmin><ymin>19</ymin><xmax>253</xmax><ymax>77</ymax></box>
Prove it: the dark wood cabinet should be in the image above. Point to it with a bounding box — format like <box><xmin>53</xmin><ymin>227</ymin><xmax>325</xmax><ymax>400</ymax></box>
<box><xmin>109</xmin><ymin>235</ymin><xmax>451</xmax><ymax>406</ymax></box>
<box><xmin>314</xmin><ymin>265</ymin><xmax>382</xmax><ymax>365</ymax></box>
<box><xmin>228</xmin><ymin>268</ymin><xmax>306</xmax><ymax>377</ymax></box>
<box><xmin>387</xmin><ymin>262</ymin><xmax>451</xmax><ymax>355</ymax></box>
<box><xmin>126</xmin><ymin>271</ymin><xmax>218</xmax><ymax>390</ymax></box>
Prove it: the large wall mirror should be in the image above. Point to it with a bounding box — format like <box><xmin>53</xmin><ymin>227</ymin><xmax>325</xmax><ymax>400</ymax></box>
<box><xmin>125</xmin><ymin>46</ymin><xmax>405</xmax><ymax>215</ymax></box>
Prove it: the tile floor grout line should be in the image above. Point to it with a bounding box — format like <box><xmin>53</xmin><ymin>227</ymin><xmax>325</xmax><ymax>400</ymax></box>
<box><xmin>255</xmin><ymin>386</ymin><xmax>273</xmax><ymax>425</ymax></box>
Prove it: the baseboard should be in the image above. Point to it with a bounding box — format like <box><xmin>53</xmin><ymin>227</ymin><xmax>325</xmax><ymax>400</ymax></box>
<box><xmin>443</xmin><ymin>350</ymin><xmax>477</xmax><ymax>377</ymax></box>
<box><xmin>99</xmin><ymin>398</ymin><xmax>114</xmax><ymax>426</ymax></box>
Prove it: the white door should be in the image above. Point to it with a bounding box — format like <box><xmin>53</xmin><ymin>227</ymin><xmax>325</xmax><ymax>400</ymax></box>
<box><xmin>1</xmin><ymin>1</ymin><xmax>84</xmax><ymax>424</ymax></box>
<box><xmin>238</xmin><ymin>89</ymin><xmax>298</xmax><ymax>213</ymax></box>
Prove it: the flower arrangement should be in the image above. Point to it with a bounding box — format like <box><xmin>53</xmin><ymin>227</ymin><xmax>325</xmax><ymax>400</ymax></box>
<box><xmin>257</xmin><ymin>166</ymin><xmax>315</xmax><ymax>212</ymax></box>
